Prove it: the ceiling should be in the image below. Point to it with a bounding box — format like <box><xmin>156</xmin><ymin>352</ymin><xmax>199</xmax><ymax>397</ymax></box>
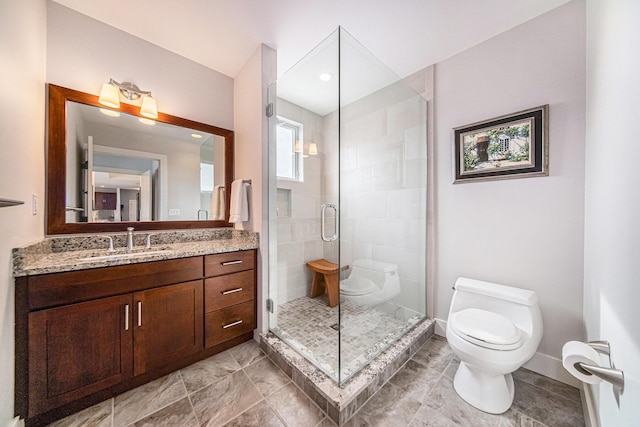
<box><xmin>51</xmin><ymin>0</ymin><xmax>570</xmax><ymax>80</ymax></box>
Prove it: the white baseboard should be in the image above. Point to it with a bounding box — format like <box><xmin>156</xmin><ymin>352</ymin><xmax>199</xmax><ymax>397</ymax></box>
<box><xmin>433</xmin><ymin>318</ymin><xmax>580</xmax><ymax>388</ymax></box>
<box><xmin>434</xmin><ymin>317</ymin><xmax>447</xmax><ymax>336</ymax></box>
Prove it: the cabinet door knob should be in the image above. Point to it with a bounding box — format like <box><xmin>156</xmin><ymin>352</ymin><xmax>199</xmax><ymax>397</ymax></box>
<box><xmin>221</xmin><ymin>288</ymin><xmax>243</xmax><ymax>295</ymax></box>
<box><xmin>137</xmin><ymin>301</ymin><xmax>142</xmax><ymax>327</ymax></box>
<box><xmin>222</xmin><ymin>320</ymin><xmax>243</xmax><ymax>329</ymax></box>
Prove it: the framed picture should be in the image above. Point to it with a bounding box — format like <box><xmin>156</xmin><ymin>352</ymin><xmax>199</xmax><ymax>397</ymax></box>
<box><xmin>453</xmin><ymin>105</ymin><xmax>548</xmax><ymax>183</ymax></box>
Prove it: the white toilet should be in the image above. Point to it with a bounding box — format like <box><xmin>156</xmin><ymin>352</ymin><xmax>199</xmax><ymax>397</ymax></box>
<box><xmin>340</xmin><ymin>259</ymin><xmax>401</xmax><ymax>307</ymax></box>
<box><xmin>446</xmin><ymin>277</ymin><xmax>543</xmax><ymax>414</ymax></box>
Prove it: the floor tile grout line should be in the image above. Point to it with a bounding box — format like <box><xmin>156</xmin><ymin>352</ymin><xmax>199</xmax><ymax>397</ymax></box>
<box><xmin>219</xmin><ymin>398</ymin><xmax>268</xmax><ymax>427</ymax></box>
<box><xmin>111</xmin><ymin>397</ymin><xmax>115</xmax><ymax>427</ymax></box>
<box><xmin>512</xmin><ymin>375</ymin><xmax>582</xmax><ymax>405</ymax></box>
<box><xmin>179</xmin><ymin>370</ymin><xmax>202</xmax><ymax>427</ymax></box>
<box><xmin>404</xmin><ymin>356</ymin><xmax>451</xmax><ymax>427</ymax></box>
<box><xmin>115</xmin><ymin>373</ymin><xmax>189</xmax><ymax>427</ymax></box>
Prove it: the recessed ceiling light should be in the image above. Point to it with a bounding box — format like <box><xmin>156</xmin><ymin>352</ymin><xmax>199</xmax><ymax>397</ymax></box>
<box><xmin>99</xmin><ymin>108</ymin><xmax>120</xmax><ymax>117</ymax></box>
<box><xmin>191</xmin><ymin>133</ymin><xmax>203</xmax><ymax>139</ymax></box>
<box><xmin>319</xmin><ymin>73</ymin><xmax>332</xmax><ymax>82</ymax></box>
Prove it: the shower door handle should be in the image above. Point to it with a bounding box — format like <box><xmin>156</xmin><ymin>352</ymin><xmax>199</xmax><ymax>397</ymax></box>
<box><xmin>321</xmin><ymin>203</ymin><xmax>337</xmax><ymax>242</ymax></box>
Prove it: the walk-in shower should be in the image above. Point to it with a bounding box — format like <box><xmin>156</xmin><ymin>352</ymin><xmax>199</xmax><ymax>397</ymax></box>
<box><xmin>267</xmin><ymin>27</ymin><xmax>427</xmax><ymax>384</ymax></box>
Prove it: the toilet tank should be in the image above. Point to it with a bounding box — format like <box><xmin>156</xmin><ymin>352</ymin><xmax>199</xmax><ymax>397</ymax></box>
<box><xmin>350</xmin><ymin>259</ymin><xmax>398</xmax><ymax>285</ymax></box>
<box><xmin>449</xmin><ymin>277</ymin><xmax>541</xmax><ymax>336</ymax></box>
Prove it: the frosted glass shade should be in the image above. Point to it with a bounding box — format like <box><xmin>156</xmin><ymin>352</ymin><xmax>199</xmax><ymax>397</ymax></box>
<box><xmin>140</xmin><ymin>95</ymin><xmax>158</xmax><ymax>119</ymax></box>
<box><xmin>98</xmin><ymin>83</ymin><xmax>120</xmax><ymax>108</ymax></box>
<box><xmin>309</xmin><ymin>143</ymin><xmax>318</xmax><ymax>155</ymax></box>
<box><xmin>294</xmin><ymin>140</ymin><xmax>302</xmax><ymax>153</ymax></box>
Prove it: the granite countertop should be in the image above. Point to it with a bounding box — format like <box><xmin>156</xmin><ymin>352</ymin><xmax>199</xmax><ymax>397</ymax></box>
<box><xmin>13</xmin><ymin>228</ymin><xmax>259</xmax><ymax>277</ymax></box>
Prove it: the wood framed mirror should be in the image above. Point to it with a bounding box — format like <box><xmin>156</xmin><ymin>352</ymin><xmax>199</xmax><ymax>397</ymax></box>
<box><xmin>47</xmin><ymin>84</ymin><xmax>234</xmax><ymax>234</ymax></box>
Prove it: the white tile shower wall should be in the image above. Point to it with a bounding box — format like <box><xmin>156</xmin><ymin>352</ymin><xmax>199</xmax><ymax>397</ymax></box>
<box><xmin>276</xmin><ymin>99</ymin><xmax>325</xmax><ymax>304</ymax></box>
<box><xmin>322</xmin><ymin>82</ymin><xmax>428</xmax><ymax>316</ymax></box>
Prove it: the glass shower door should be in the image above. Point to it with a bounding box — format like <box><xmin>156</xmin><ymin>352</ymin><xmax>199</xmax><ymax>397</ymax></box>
<box><xmin>268</xmin><ymin>27</ymin><xmax>427</xmax><ymax>385</ymax></box>
<box><xmin>336</xmin><ymin>29</ymin><xmax>427</xmax><ymax>382</ymax></box>
<box><xmin>267</xmin><ymin>30</ymin><xmax>342</xmax><ymax>380</ymax></box>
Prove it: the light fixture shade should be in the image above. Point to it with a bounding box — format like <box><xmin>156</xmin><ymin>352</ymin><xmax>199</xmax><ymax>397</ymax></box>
<box><xmin>140</xmin><ymin>95</ymin><xmax>158</xmax><ymax>119</ymax></box>
<box><xmin>138</xmin><ymin>117</ymin><xmax>156</xmax><ymax>126</ymax></box>
<box><xmin>308</xmin><ymin>143</ymin><xmax>318</xmax><ymax>155</ymax></box>
<box><xmin>294</xmin><ymin>140</ymin><xmax>303</xmax><ymax>153</ymax></box>
<box><xmin>98</xmin><ymin>83</ymin><xmax>120</xmax><ymax>108</ymax></box>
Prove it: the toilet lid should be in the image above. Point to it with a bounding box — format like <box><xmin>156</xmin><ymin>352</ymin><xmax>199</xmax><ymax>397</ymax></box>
<box><xmin>340</xmin><ymin>277</ymin><xmax>378</xmax><ymax>296</ymax></box>
<box><xmin>450</xmin><ymin>308</ymin><xmax>523</xmax><ymax>350</ymax></box>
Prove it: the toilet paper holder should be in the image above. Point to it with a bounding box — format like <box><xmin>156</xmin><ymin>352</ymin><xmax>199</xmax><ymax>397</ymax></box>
<box><xmin>575</xmin><ymin>341</ymin><xmax>625</xmax><ymax>392</ymax></box>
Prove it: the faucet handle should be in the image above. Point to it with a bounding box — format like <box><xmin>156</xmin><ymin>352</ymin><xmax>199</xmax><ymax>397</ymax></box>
<box><xmin>145</xmin><ymin>234</ymin><xmax>154</xmax><ymax>249</ymax></box>
<box><xmin>127</xmin><ymin>226</ymin><xmax>135</xmax><ymax>232</ymax></box>
<box><xmin>104</xmin><ymin>236</ymin><xmax>114</xmax><ymax>251</ymax></box>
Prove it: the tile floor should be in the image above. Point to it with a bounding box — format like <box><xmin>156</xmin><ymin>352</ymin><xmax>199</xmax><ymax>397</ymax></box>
<box><xmin>272</xmin><ymin>296</ymin><xmax>421</xmax><ymax>381</ymax></box>
<box><xmin>48</xmin><ymin>336</ymin><xmax>584</xmax><ymax>427</ymax></box>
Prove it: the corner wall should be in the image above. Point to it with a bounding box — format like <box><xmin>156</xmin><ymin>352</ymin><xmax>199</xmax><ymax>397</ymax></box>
<box><xmin>434</xmin><ymin>0</ymin><xmax>586</xmax><ymax>383</ymax></box>
<box><xmin>233</xmin><ymin>44</ymin><xmax>277</xmax><ymax>337</ymax></box>
<box><xmin>584</xmin><ymin>0</ymin><xmax>640</xmax><ymax>423</ymax></box>
<box><xmin>0</xmin><ymin>0</ymin><xmax>47</xmax><ymax>424</ymax></box>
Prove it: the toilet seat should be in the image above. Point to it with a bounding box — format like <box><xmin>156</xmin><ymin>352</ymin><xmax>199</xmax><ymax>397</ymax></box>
<box><xmin>340</xmin><ymin>277</ymin><xmax>377</xmax><ymax>296</ymax></box>
<box><xmin>450</xmin><ymin>308</ymin><xmax>523</xmax><ymax>350</ymax></box>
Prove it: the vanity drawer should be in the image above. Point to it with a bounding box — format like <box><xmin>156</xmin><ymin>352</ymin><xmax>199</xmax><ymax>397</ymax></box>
<box><xmin>205</xmin><ymin>300</ymin><xmax>255</xmax><ymax>348</ymax></box>
<box><xmin>205</xmin><ymin>270</ymin><xmax>254</xmax><ymax>313</ymax></box>
<box><xmin>26</xmin><ymin>257</ymin><xmax>204</xmax><ymax>310</ymax></box>
<box><xmin>204</xmin><ymin>250</ymin><xmax>255</xmax><ymax>277</ymax></box>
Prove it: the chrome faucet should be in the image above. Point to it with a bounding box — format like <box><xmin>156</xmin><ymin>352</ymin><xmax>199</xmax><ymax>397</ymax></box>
<box><xmin>104</xmin><ymin>236</ymin><xmax>114</xmax><ymax>251</ymax></box>
<box><xmin>126</xmin><ymin>227</ymin><xmax>135</xmax><ymax>250</ymax></box>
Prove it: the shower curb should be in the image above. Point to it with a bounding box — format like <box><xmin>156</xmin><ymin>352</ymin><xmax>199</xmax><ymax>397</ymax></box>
<box><xmin>260</xmin><ymin>317</ymin><xmax>435</xmax><ymax>425</ymax></box>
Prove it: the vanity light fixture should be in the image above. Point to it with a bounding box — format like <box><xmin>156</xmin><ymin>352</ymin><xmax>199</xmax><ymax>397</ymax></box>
<box><xmin>138</xmin><ymin>118</ymin><xmax>156</xmax><ymax>126</ymax></box>
<box><xmin>308</xmin><ymin>143</ymin><xmax>318</xmax><ymax>155</ymax></box>
<box><xmin>99</xmin><ymin>108</ymin><xmax>120</xmax><ymax>118</ymax></box>
<box><xmin>99</xmin><ymin>78</ymin><xmax>158</xmax><ymax>119</ymax></box>
<box><xmin>294</xmin><ymin>140</ymin><xmax>303</xmax><ymax>153</ymax></box>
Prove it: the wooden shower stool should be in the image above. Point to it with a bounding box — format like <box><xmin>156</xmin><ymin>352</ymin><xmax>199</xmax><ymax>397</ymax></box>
<box><xmin>307</xmin><ymin>259</ymin><xmax>339</xmax><ymax>308</ymax></box>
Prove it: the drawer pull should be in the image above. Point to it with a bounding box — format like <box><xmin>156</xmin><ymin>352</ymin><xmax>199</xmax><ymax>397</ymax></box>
<box><xmin>137</xmin><ymin>301</ymin><xmax>142</xmax><ymax>327</ymax></box>
<box><xmin>221</xmin><ymin>287</ymin><xmax>243</xmax><ymax>295</ymax></box>
<box><xmin>222</xmin><ymin>320</ymin><xmax>243</xmax><ymax>329</ymax></box>
<box><xmin>125</xmin><ymin>304</ymin><xmax>130</xmax><ymax>331</ymax></box>
<box><xmin>222</xmin><ymin>260</ymin><xmax>243</xmax><ymax>266</ymax></box>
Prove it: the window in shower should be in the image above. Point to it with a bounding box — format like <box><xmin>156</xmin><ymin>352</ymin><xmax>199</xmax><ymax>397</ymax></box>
<box><xmin>276</xmin><ymin>117</ymin><xmax>304</xmax><ymax>181</ymax></box>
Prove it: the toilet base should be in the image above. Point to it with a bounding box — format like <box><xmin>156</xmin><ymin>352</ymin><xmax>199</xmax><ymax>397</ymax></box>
<box><xmin>452</xmin><ymin>361</ymin><xmax>514</xmax><ymax>414</ymax></box>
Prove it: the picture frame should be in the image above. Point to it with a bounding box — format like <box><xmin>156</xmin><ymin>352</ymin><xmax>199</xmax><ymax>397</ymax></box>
<box><xmin>453</xmin><ymin>105</ymin><xmax>548</xmax><ymax>183</ymax></box>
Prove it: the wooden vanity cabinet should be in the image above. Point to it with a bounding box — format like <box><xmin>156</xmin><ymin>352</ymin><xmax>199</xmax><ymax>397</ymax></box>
<box><xmin>27</xmin><ymin>294</ymin><xmax>134</xmax><ymax>416</ymax></box>
<box><xmin>133</xmin><ymin>279</ymin><xmax>204</xmax><ymax>375</ymax></box>
<box><xmin>204</xmin><ymin>251</ymin><xmax>257</xmax><ymax>348</ymax></box>
<box><xmin>15</xmin><ymin>250</ymin><xmax>256</xmax><ymax>427</ymax></box>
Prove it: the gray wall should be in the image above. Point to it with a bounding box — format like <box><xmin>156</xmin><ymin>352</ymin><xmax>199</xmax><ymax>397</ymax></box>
<box><xmin>47</xmin><ymin>1</ymin><xmax>234</xmax><ymax>130</ymax></box>
<box><xmin>434</xmin><ymin>0</ymin><xmax>586</xmax><ymax>384</ymax></box>
<box><xmin>0</xmin><ymin>1</ymin><xmax>47</xmax><ymax>424</ymax></box>
<box><xmin>584</xmin><ymin>0</ymin><xmax>640</xmax><ymax>423</ymax></box>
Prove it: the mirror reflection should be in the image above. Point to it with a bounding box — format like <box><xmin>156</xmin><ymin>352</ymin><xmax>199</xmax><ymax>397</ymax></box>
<box><xmin>65</xmin><ymin>101</ymin><xmax>226</xmax><ymax>224</ymax></box>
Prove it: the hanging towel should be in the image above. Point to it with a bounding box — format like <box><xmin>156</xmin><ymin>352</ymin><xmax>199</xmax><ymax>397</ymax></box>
<box><xmin>210</xmin><ymin>185</ymin><xmax>226</xmax><ymax>220</ymax></box>
<box><xmin>229</xmin><ymin>179</ymin><xmax>249</xmax><ymax>223</ymax></box>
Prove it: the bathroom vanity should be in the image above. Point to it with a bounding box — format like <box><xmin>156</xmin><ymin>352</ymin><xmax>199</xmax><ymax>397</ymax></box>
<box><xmin>13</xmin><ymin>230</ymin><xmax>259</xmax><ymax>427</ymax></box>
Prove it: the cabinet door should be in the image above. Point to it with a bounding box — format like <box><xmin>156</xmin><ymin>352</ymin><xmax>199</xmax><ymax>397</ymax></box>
<box><xmin>28</xmin><ymin>294</ymin><xmax>133</xmax><ymax>416</ymax></box>
<box><xmin>94</xmin><ymin>192</ymin><xmax>116</xmax><ymax>210</ymax></box>
<box><xmin>133</xmin><ymin>280</ymin><xmax>204</xmax><ymax>376</ymax></box>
